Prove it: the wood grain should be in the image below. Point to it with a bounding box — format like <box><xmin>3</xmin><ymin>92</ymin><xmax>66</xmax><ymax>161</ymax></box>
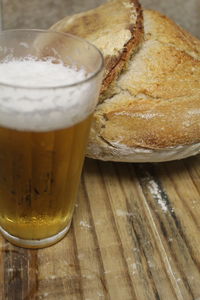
<box><xmin>1</xmin><ymin>156</ymin><xmax>200</xmax><ymax>300</ymax></box>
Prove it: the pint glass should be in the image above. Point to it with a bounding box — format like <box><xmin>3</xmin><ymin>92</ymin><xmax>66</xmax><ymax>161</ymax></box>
<box><xmin>0</xmin><ymin>30</ymin><xmax>103</xmax><ymax>248</ymax></box>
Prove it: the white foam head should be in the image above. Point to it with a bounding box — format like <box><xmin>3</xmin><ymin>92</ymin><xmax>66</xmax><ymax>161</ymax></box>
<box><xmin>0</xmin><ymin>57</ymin><xmax>100</xmax><ymax>131</ymax></box>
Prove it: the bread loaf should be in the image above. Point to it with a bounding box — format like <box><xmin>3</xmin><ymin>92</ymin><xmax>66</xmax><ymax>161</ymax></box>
<box><xmin>51</xmin><ymin>4</ymin><xmax>200</xmax><ymax>162</ymax></box>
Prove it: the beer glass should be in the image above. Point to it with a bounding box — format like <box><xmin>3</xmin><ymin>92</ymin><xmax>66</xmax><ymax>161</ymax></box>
<box><xmin>0</xmin><ymin>29</ymin><xmax>103</xmax><ymax>248</ymax></box>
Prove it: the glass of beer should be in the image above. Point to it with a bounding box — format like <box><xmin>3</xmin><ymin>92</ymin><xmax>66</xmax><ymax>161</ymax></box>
<box><xmin>0</xmin><ymin>29</ymin><xmax>103</xmax><ymax>248</ymax></box>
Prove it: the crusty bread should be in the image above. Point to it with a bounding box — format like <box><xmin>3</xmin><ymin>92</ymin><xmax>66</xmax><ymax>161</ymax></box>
<box><xmin>86</xmin><ymin>10</ymin><xmax>200</xmax><ymax>161</ymax></box>
<box><xmin>52</xmin><ymin>5</ymin><xmax>200</xmax><ymax>162</ymax></box>
<box><xmin>51</xmin><ymin>0</ymin><xmax>143</xmax><ymax>96</ymax></box>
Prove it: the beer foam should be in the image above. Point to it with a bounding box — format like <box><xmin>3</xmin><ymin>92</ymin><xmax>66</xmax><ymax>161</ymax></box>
<box><xmin>0</xmin><ymin>57</ymin><xmax>89</xmax><ymax>87</ymax></box>
<box><xmin>0</xmin><ymin>57</ymin><xmax>100</xmax><ymax>131</ymax></box>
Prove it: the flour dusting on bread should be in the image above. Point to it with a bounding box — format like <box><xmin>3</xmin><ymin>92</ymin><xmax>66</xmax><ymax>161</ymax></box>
<box><xmin>86</xmin><ymin>10</ymin><xmax>200</xmax><ymax>161</ymax></box>
<box><xmin>51</xmin><ymin>3</ymin><xmax>200</xmax><ymax>162</ymax></box>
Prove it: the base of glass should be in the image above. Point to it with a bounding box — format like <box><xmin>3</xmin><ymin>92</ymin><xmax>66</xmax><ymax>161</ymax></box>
<box><xmin>0</xmin><ymin>221</ymin><xmax>71</xmax><ymax>249</ymax></box>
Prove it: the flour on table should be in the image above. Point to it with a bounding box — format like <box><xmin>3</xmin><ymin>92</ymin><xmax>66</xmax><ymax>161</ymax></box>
<box><xmin>116</xmin><ymin>209</ymin><xmax>134</xmax><ymax>217</ymax></box>
<box><xmin>147</xmin><ymin>180</ymin><xmax>168</xmax><ymax>212</ymax></box>
<box><xmin>79</xmin><ymin>220</ymin><xmax>92</xmax><ymax>229</ymax></box>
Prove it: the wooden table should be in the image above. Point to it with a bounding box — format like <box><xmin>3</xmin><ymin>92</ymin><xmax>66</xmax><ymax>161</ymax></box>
<box><xmin>1</xmin><ymin>156</ymin><xmax>200</xmax><ymax>300</ymax></box>
<box><xmin>0</xmin><ymin>1</ymin><xmax>200</xmax><ymax>299</ymax></box>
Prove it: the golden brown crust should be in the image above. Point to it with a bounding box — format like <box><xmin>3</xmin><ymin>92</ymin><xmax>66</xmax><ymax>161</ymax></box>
<box><xmin>51</xmin><ymin>6</ymin><xmax>200</xmax><ymax>161</ymax></box>
<box><xmin>86</xmin><ymin>10</ymin><xmax>200</xmax><ymax>160</ymax></box>
<box><xmin>50</xmin><ymin>0</ymin><xmax>144</xmax><ymax>94</ymax></box>
<box><xmin>92</xmin><ymin>94</ymin><xmax>200</xmax><ymax>149</ymax></box>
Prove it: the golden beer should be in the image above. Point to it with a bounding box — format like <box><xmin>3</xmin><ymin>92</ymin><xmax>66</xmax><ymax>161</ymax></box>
<box><xmin>0</xmin><ymin>29</ymin><xmax>103</xmax><ymax>248</ymax></box>
<box><xmin>0</xmin><ymin>115</ymin><xmax>92</xmax><ymax>247</ymax></box>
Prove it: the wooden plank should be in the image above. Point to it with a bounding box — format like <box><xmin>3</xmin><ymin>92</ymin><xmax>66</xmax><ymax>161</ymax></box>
<box><xmin>2</xmin><ymin>242</ymin><xmax>29</xmax><ymax>300</ymax></box>
<box><xmin>112</xmin><ymin>162</ymin><xmax>178</xmax><ymax>300</ymax></box>
<box><xmin>27</xmin><ymin>250</ymin><xmax>38</xmax><ymax>300</ymax></box>
<box><xmin>72</xmin><ymin>175</ymin><xmax>109</xmax><ymax>300</ymax></box>
<box><xmin>36</xmin><ymin>231</ymin><xmax>82</xmax><ymax>300</ymax></box>
<box><xmin>81</xmin><ymin>160</ymin><xmax>136</xmax><ymax>300</ymax></box>
<box><xmin>133</xmin><ymin>161</ymin><xmax>200</xmax><ymax>300</ymax></box>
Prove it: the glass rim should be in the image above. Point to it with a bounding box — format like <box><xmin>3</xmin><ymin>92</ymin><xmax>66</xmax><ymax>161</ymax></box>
<box><xmin>0</xmin><ymin>28</ymin><xmax>104</xmax><ymax>90</ymax></box>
